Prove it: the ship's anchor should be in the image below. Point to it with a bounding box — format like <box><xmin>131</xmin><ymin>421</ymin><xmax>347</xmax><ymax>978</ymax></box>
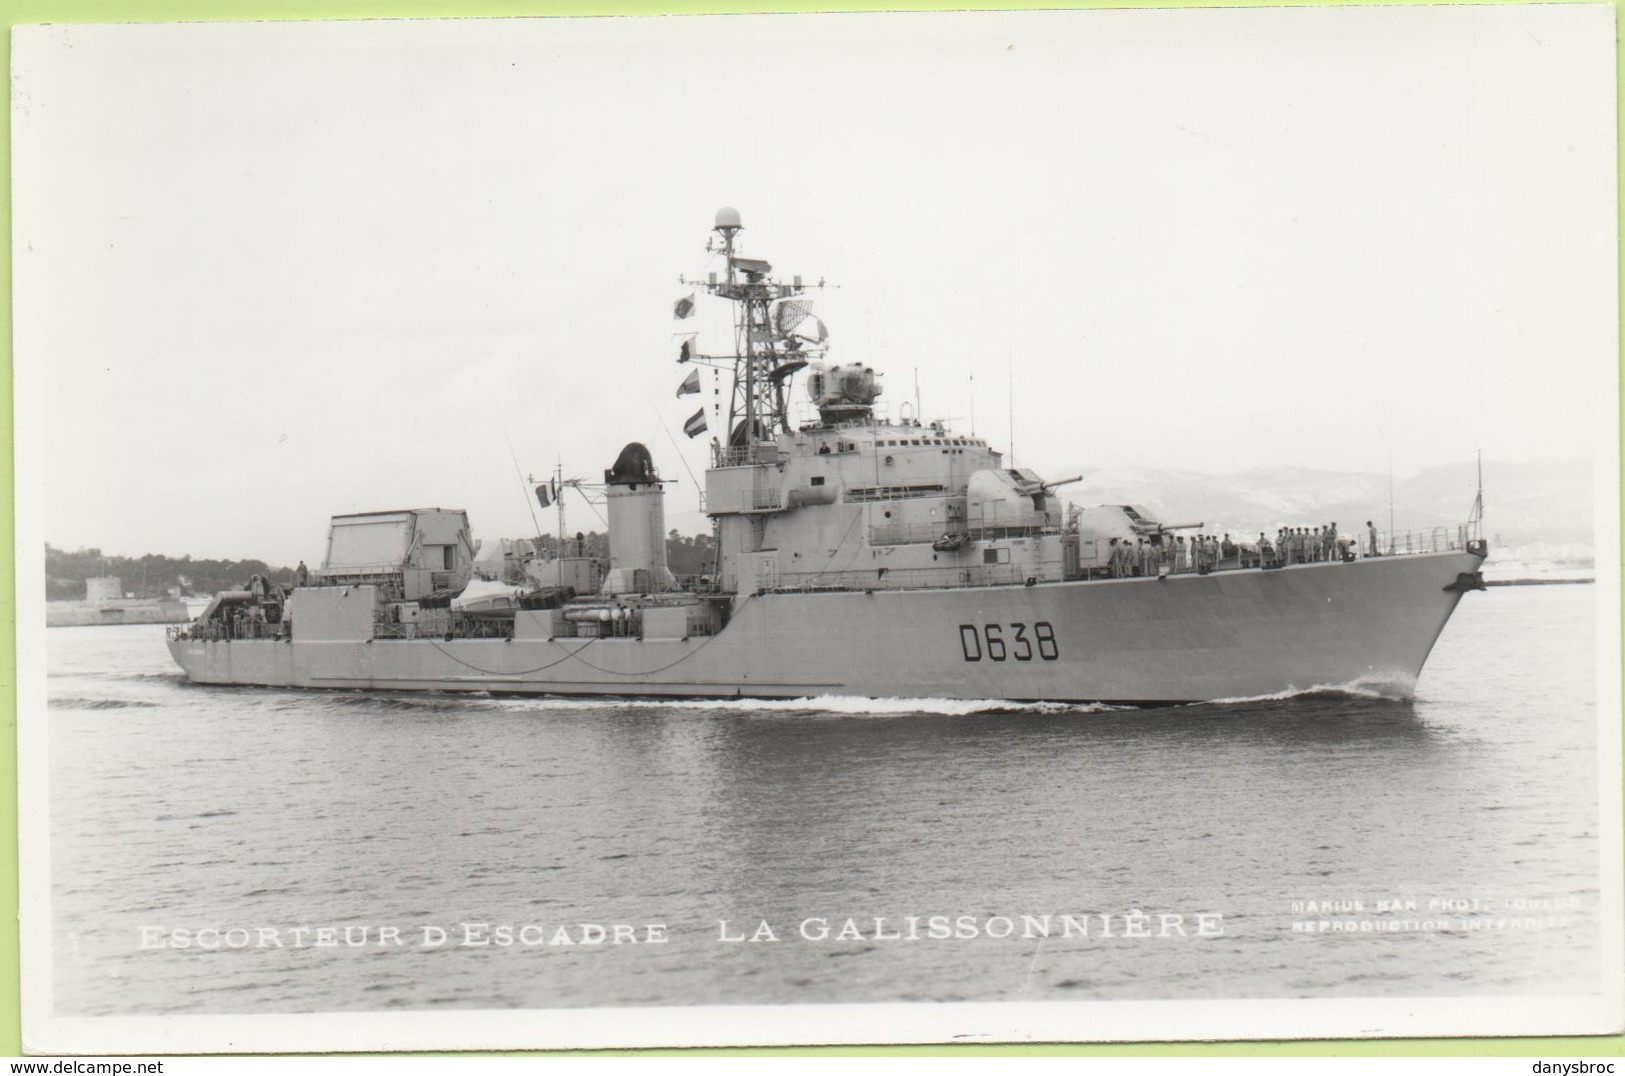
<box><xmin>1443</xmin><ymin>571</ymin><xmax>1487</xmax><ymax>593</ymax></box>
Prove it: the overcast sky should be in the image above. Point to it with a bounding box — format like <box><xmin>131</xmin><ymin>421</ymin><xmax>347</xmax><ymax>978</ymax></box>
<box><xmin>14</xmin><ymin>6</ymin><xmax>1617</xmax><ymax>565</ymax></box>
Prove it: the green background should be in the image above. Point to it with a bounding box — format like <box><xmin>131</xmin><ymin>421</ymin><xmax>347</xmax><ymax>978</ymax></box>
<box><xmin>2</xmin><ymin>0</ymin><xmax>1620</xmax><ymax>1058</ymax></box>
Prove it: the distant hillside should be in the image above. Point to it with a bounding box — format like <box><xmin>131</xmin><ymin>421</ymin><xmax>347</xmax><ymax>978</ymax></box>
<box><xmin>1052</xmin><ymin>460</ymin><xmax>1591</xmax><ymax>550</ymax></box>
<box><xmin>45</xmin><ymin>545</ymin><xmax>293</xmax><ymax>601</ymax></box>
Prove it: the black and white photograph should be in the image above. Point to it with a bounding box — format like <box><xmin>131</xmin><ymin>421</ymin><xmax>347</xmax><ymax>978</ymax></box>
<box><xmin>12</xmin><ymin>5</ymin><xmax>1623</xmax><ymax>1053</ymax></box>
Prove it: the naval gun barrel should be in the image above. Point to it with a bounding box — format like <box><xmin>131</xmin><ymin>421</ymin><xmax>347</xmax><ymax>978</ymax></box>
<box><xmin>1154</xmin><ymin>521</ymin><xmax>1205</xmax><ymax>532</ymax></box>
<box><xmin>1017</xmin><ymin>475</ymin><xmax>1083</xmax><ymax>496</ymax></box>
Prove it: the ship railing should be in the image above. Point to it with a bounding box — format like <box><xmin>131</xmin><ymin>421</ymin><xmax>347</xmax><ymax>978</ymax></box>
<box><xmin>869</xmin><ymin>522</ymin><xmax>1050</xmax><ymax>546</ymax></box>
<box><xmin>372</xmin><ymin>611</ymin><xmax>513</xmax><ymax>640</ymax></box>
<box><xmin>311</xmin><ymin>568</ymin><xmax>405</xmax><ymax>599</ymax></box>
<box><xmin>846</xmin><ymin>484</ymin><xmax>949</xmax><ymax>504</ymax></box>
<box><xmin>1369</xmin><ymin>525</ymin><xmax>1476</xmax><ymax>558</ymax></box>
<box><xmin>168</xmin><ymin>619</ymin><xmax>287</xmax><ymax>642</ymax></box>
<box><xmin>971</xmin><ymin>524</ymin><xmax>1052</xmax><ymax>540</ymax></box>
<box><xmin>1077</xmin><ymin>525</ymin><xmax>1479</xmax><ymax>579</ymax></box>
<box><xmin>314</xmin><ymin>565</ymin><xmax>465</xmax><ymax>591</ymax></box>
<box><xmin>714</xmin><ymin>444</ymin><xmax>784</xmax><ymax>468</ymax></box>
<box><xmin>767</xmin><ymin>563</ymin><xmax>1041</xmax><ymax>592</ymax></box>
<box><xmin>313</xmin><ymin>563</ymin><xmax>402</xmax><ymax>580</ymax></box>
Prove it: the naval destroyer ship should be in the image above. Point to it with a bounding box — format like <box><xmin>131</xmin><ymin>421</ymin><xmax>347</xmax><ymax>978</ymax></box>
<box><xmin>169</xmin><ymin>209</ymin><xmax>1487</xmax><ymax>703</ymax></box>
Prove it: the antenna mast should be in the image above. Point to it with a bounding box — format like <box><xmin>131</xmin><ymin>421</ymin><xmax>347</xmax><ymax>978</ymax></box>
<box><xmin>684</xmin><ymin>208</ymin><xmax>823</xmax><ymax>463</ymax></box>
<box><xmin>1387</xmin><ymin>446</ymin><xmax>1395</xmax><ymax>555</ymax></box>
<box><xmin>555</xmin><ymin>462</ymin><xmax>566</xmax><ymax>546</ymax></box>
<box><xmin>1470</xmin><ymin>449</ymin><xmax>1485</xmax><ymax>541</ymax></box>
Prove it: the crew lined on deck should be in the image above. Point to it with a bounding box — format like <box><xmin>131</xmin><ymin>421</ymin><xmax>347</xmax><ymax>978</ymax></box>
<box><xmin>1103</xmin><ymin>521</ymin><xmax>1357</xmax><ymax>578</ymax></box>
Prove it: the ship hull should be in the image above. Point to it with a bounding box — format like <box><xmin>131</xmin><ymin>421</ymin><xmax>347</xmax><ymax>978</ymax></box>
<box><xmin>167</xmin><ymin>551</ymin><xmax>1483</xmax><ymax>704</ymax></box>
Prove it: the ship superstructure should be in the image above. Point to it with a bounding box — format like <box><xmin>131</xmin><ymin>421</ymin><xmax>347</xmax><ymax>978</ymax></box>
<box><xmin>675</xmin><ymin>207</ymin><xmax>1093</xmax><ymax>597</ymax></box>
<box><xmin>168</xmin><ymin>210</ymin><xmax>1487</xmax><ymax>703</ymax></box>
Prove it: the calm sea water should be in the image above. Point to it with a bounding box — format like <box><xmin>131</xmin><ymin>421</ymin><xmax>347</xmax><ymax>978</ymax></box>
<box><xmin>41</xmin><ymin>584</ymin><xmax>1606</xmax><ymax>1016</ymax></box>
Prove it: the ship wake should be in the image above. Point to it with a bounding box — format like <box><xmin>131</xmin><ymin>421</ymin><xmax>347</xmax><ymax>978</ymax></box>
<box><xmin>494</xmin><ymin>694</ymin><xmax>1129</xmax><ymax>717</ymax></box>
<box><xmin>1196</xmin><ymin>675</ymin><xmax>1417</xmax><ymax>707</ymax></box>
<box><xmin>49</xmin><ymin>696</ymin><xmax>161</xmax><ymax>711</ymax></box>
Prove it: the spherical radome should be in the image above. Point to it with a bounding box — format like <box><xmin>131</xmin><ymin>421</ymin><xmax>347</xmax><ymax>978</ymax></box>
<box><xmin>714</xmin><ymin>206</ymin><xmax>742</xmax><ymax>230</ymax></box>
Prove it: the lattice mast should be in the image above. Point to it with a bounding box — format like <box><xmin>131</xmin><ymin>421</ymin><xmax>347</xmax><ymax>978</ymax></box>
<box><xmin>683</xmin><ymin>207</ymin><xmax>823</xmax><ymax>460</ymax></box>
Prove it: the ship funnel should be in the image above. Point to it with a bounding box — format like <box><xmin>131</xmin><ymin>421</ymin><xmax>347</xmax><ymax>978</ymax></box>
<box><xmin>606</xmin><ymin>442</ymin><xmax>658</xmax><ymax>486</ymax></box>
<box><xmin>602</xmin><ymin>442</ymin><xmax>677</xmax><ymax>595</ymax></box>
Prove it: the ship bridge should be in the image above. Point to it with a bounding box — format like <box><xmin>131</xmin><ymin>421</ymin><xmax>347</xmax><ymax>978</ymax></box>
<box><xmin>704</xmin><ymin>402</ymin><xmax>1084</xmax><ymax>595</ymax></box>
